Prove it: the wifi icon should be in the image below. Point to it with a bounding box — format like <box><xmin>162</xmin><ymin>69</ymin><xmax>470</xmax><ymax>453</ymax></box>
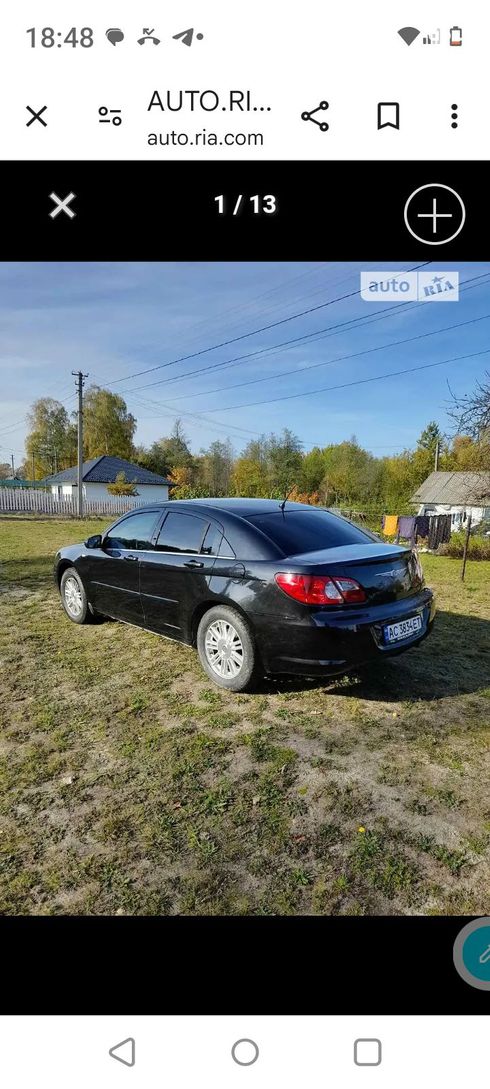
<box><xmin>398</xmin><ymin>26</ymin><xmax>420</xmax><ymax>46</ymax></box>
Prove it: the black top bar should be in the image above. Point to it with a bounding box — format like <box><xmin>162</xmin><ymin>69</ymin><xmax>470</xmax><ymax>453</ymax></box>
<box><xmin>0</xmin><ymin>161</ymin><xmax>484</xmax><ymax>260</ymax></box>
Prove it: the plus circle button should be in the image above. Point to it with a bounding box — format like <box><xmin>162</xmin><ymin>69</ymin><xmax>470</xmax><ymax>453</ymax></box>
<box><xmin>404</xmin><ymin>183</ymin><xmax>465</xmax><ymax>245</ymax></box>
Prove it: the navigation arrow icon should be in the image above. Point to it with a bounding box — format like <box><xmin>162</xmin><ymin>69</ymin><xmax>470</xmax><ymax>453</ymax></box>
<box><xmin>109</xmin><ymin>1038</ymin><xmax>136</xmax><ymax>1067</ymax></box>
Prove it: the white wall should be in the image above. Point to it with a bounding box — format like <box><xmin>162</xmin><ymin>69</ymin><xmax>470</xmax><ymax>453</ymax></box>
<box><xmin>418</xmin><ymin>503</ymin><xmax>486</xmax><ymax>527</ymax></box>
<box><xmin>84</xmin><ymin>482</ymin><xmax>169</xmax><ymax>504</ymax></box>
<box><xmin>51</xmin><ymin>482</ymin><xmax>169</xmax><ymax>504</ymax></box>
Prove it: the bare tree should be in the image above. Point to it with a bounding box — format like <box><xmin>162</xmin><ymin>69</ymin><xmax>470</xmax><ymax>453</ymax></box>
<box><xmin>449</xmin><ymin>371</ymin><xmax>490</xmax><ymax>440</ymax></box>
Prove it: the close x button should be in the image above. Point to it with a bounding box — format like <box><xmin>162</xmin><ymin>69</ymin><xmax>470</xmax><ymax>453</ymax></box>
<box><xmin>404</xmin><ymin>183</ymin><xmax>466</xmax><ymax>245</ymax></box>
<box><xmin>49</xmin><ymin>192</ymin><xmax>77</xmax><ymax>220</ymax></box>
<box><xmin>26</xmin><ymin>105</ymin><xmax>48</xmax><ymax>127</ymax></box>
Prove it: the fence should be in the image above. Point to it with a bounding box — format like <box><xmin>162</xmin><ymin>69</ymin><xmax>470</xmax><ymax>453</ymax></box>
<box><xmin>0</xmin><ymin>487</ymin><xmax>148</xmax><ymax>519</ymax></box>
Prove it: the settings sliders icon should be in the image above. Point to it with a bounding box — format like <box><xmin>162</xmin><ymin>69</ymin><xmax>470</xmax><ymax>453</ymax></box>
<box><xmin>301</xmin><ymin>100</ymin><xmax>329</xmax><ymax>132</ymax></box>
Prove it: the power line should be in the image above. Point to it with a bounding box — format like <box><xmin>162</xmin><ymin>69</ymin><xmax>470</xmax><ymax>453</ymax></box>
<box><xmin>126</xmin><ymin>388</ymin><xmax>410</xmax><ymax>452</ymax></box>
<box><xmin>157</xmin><ymin>309</ymin><xmax>490</xmax><ymax>405</ymax></box>
<box><xmin>106</xmin><ymin>262</ymin><xmax>431</xmax><ymax>386</ymax></box>
<box><xmin>0</xmin><ymin>392</ymin><xmax>77</xmax><ymax>437</ymax></box>
<box><xmin>113</xmin><ymin>270</ymin><xmax>490</xmax><ymax>398</ymax></box>
<box><xmin>200</xmin><ymin>346</ymin><xmax>490</xmax><ymax>414</ymax></box>
<box><xmin>160</xmin><ymin>262</ymin><xmax>337</xmax><ymax>350</ymax></box>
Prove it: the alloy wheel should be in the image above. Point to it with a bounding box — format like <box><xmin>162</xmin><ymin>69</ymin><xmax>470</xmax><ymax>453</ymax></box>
<box><xmin>64</xmin><ymin>576</ymin><xmax>83</xmax><ymax>617</ymax></box>
<box><xmin>204</xmin><ymin>618</ymin><xmax>244</xmax><ymax>678</ymax></box>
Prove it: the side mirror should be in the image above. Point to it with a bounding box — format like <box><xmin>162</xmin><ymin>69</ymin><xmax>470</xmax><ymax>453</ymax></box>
<box><xmin>84</xmin><ymin>534</ymin><xmax>103</xmax><ymax>549</ymax></box>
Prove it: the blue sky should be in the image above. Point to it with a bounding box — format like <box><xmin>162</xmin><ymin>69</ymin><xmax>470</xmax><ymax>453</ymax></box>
<box><xmin>1</xmin><ymin>261</ymin><xmax>489</xmax><ymax>466</ymax></box>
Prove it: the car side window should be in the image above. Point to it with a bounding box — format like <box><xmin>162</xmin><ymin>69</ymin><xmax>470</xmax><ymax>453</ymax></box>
<box><xmin>155</xmin><ymin>512</ymin><xmax>208</xmax><ymax>554</ymax></box>
<box><xmin>218</xmin><ymin>535</ymin><xmax>236</xmax><ymax>559</ymax></box>
<box><xmin>104</xmin><ymin>511</ymin><xmax>159</xmax><ymax>551</ymax></box>
<box><xmin>201</xmin><ymin>524</ymin><xmax>223</xmax><ymax>556</ymax></box>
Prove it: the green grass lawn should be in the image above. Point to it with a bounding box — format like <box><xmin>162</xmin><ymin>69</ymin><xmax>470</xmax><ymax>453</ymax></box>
<box><xmin>0</xmin><ymin>517</ymin><xmax>489</xmax><ymax>916</ymax></box>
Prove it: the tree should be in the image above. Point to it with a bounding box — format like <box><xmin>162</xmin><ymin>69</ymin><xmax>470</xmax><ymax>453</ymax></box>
<box><xmin>449</xmin><ymin>434</ymin><xmax>490</xmax><ymax>472</ymax></box>
<box><xmin>449</xmin><ymin>372</ymin><xmax>490</xmax><ymax>440</ymax></box>
<box><xmin>134</xmin><ymin>441</ymin><xmax>170</xmax><ymax>477</ymax></box>
<box><xmin>25</xmin><ymin>397</ymin><xmax>71</xmax><ymax>479</ymax></box>
<box><xmin>0</xmin><ymin>463</ymin><xmax>12</xmax><ymax>480</ymax></box>
<box><xmin>321</xmin><ymin>438</ymin><xmax>379</xmax><ymax>506</ymax></box>
<box><xmin>266</xmin><ymin>428</ymin><xmax>303</xmax><ymax>496</ymax></box>
<box><xmin>168</xmin><ymin>466</ymin><xmax>206</xmax><ymax>499</ymax></box>
<box><xmin>106</xmin><ymin>472</ymin><xmax>138</xmax><ymax>497</ymax></box>
<box><xmin>417</xmin><ymin>421</ymin><xmax>443</xmax><ymax>452</ymax></box>
<box><xmin>232</xmin><ymin>456</ymin><xmax>268</xmax><ymax>497</ymax></box>
<box><xmin>159</xmin><ymin>419</ymin><xmax>194</xmax><ymax>469</ymax></box>
<box><xmin>300</xmin><ymin>447</ymin><xmax>327</xmax><ymax>496</ymax></box>
<box><xmin>82</xmin><ymin>387</ymin><xmax>136</xmax><ymax>459</ymax></box>
<box><xmin>199</xmin><ymin>439</ymin><xmax>234</xmax><ymax>495</ymax></box>
<box><xmin>379</xmin><ymin>450</ymin><xmax>419</xmax><ymax>511</ymax></box>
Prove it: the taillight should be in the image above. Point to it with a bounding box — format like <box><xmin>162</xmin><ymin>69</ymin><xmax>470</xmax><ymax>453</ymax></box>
<box><xmin>274</xmin><ymin>572</ymin><xmax>366</xmax><ymax>605</ymax></box>
<box><xmin>412</xmin><ymin>550</ymin><xmax>424</xmax><ymax>583</ymax></box>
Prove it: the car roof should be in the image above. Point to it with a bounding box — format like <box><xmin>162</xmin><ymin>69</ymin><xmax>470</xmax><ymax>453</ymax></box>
<box><xmin>167</xmin><ymin>498</ymin><xmax>315</xmax><ymax>515</ymax></box>
<box><xmin>120</xmin><ymin>498</ymin><xmax>318</xmax><ymax>516</ymax></box>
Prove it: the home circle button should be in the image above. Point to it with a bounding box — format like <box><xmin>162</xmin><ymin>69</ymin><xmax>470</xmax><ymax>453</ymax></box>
<box><xmin>404</xmin><ymin>183</ymin><xmax>465</xmax><ymax>245</ymax></box>
<box><xmin>231</xmin><ymin>1039</ymin><xmax>260</xmax><ymax>1066</ymax></box>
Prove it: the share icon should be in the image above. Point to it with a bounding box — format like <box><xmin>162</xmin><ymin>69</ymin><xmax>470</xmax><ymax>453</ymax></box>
<box><xmin>301</xmin><ymin>100</ymin><xmax>329</xmax><ymax>132</ymax></box>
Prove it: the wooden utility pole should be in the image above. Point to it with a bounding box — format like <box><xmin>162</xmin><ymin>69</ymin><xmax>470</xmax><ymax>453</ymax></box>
<box><xmin>10</xmin><ymin>453</ymin><xmax>15</xmax><ymax>477</ymax></box>
<box><xmin>461</xmin><ymin>513</ymin><xmax>472</xmax><ymax>581</ymax></box>
<box><xmin>31</xmin><ymin>451</ymin><xmax>35</xmax><ymax>482</ymax></box>
<box><xmin>72</xmin><ymin>370</ymin><xmax>88</xmax><ymax>518</ymax></box>
<box><xmin>434</xmin><ymin>441</ymin><xmax>440</xmax><ymax>471</ymax></box>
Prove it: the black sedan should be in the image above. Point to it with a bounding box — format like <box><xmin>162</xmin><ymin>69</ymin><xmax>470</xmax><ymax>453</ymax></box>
<box><xmin>54</xmin><ymin>499</ymin><xmax>436</xmax><ymax>692</ymax></box>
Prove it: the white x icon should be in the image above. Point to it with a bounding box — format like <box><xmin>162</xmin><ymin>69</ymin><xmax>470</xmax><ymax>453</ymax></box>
<box><xmin>49</xmin><ymin>191</ymin><xmax>77</xmax><ymax>219</ymax></box>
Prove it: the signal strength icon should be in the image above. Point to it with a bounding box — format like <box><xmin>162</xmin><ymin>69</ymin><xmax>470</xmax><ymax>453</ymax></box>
<box><xmin>398</xmin><ymin>26</ymin><xmax>420</xmax><ymax>46</ymax></box>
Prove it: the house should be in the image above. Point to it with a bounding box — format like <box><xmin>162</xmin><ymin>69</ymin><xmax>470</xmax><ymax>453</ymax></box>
<box><xmin>46</xmin><ymin>455</ymin><xmax>171</xmax><ymax>506</ymax></box>
<box><xmin>411</xmin><ymin>471</ymin><xmax>490</xmax><ymax>529</ymax></box>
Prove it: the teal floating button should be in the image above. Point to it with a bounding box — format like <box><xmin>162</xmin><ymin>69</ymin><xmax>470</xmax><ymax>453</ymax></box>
<box><xmin>454</xmin><ymin>918</ymin><xmax>490</xmax><ymax>990</ymax></box>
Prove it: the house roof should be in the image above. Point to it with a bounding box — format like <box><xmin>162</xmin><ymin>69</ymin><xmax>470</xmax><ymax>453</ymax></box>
<box><xmin>412</xmin><ymin>471</ymin><xmax>490</xmax><ymax>505</ymax></box>
<box><xmin>45</xmin><ymin>455</ymin><xmax>171</xmax><ymax>486</ymax></box>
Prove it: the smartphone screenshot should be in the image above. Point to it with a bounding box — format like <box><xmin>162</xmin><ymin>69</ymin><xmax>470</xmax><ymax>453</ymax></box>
<box><xmin>1</xmin><ymin>0</ymin><xmax>489</xmax><ymax>1079</ymax></box>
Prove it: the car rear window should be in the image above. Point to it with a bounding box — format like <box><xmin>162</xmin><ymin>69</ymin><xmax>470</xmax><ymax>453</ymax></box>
<box><xmin>247</xmin><ymin>510</ymin><xmax>372</xmax><ymax>555</ymax></box>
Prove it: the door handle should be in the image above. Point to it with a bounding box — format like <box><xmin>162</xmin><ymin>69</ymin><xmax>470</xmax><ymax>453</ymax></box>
<box><xmin>184</xmin><ymin>559</ymin><xmax>204</xmax><ymax>568</ymax></box>
<box><xmin>123</xmin><ymin>554</ymin><xmax>139</xmax><ymax>562</ymax></box>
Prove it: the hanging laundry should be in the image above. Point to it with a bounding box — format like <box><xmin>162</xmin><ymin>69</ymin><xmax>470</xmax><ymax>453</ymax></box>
<box><xmin>428</xmin><ymin>513</ymin><xmax>452</xmax><ymax>549</ymax></box>
<box><xmin>415</xmin><ymin>515</ymin><xmax>430</xmax><ymax>540</ymax></box>
<box><xmin>397</xmin><ymin>515</ymin><xmax>416</xmax><ymax>541</ymax></box>
<box><xmin>383</xmin><ymin>514</ymin><xmax>399</xmax><ymax>536</ymax></box>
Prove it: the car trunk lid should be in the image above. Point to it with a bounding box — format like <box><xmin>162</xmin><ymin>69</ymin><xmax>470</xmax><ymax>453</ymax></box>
<box><xmin>282</xmin><ymin>544</ymin><xmax>423</xmax><ymax>604</ymax></box>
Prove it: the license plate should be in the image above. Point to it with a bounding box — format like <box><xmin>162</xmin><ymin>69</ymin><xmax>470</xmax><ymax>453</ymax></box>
<box><xmin>384</xmin><ymin>615</ymin><xmax>422</xmax><ymax>643</ymax></box>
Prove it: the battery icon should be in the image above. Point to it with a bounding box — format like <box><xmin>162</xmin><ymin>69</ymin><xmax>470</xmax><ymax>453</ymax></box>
<box><xmin>450</xmin><ymin>26</ymin><xmax>462</xmax><ymax>46</ymax></box>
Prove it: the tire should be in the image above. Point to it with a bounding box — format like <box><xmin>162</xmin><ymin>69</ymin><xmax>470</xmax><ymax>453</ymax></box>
<box><xmin>60</xmin><ymin>567</ymin><xmax>91</xmax><ymax>625</ymax></box>
<box><xmin>197</xmin><ymin>605</ymin><xmax>260</xmax><ymax>692</ymax></box>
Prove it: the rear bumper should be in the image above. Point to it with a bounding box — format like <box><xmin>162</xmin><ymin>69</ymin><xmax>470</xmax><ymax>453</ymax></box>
<box><xmin>257</xmin><ymin>588</ymin><xmax>436</xmax><ymax>677</ymax></box>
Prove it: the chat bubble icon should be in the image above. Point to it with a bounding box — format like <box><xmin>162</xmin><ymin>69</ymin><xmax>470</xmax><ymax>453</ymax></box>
<box><xmin>106</xmin><ymin>28</ymin><xmax>124</xmax><ymax>46</ymax></box>
<box><xmin>377</xmin><ymin>102</ymin><xmax>400</xmax><ymax>129</ymax></box>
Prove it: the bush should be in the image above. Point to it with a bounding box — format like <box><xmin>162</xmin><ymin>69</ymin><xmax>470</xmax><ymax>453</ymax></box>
<box><xmin>438</xmin><ymin>532</ymin><xmax>490</xmax><ymax>560</ymax></box>
<box><xmin>107</xmin><ymin>472</ymin><xmax>139</xmax><ymax>497</ymax></box>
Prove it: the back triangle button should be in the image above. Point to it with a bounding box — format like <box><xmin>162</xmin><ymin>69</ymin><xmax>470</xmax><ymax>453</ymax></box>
<box><xmin>109</xmin><ymin>1038</ymin><xmax>136</xmax><ymax>1067</ymax></box>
